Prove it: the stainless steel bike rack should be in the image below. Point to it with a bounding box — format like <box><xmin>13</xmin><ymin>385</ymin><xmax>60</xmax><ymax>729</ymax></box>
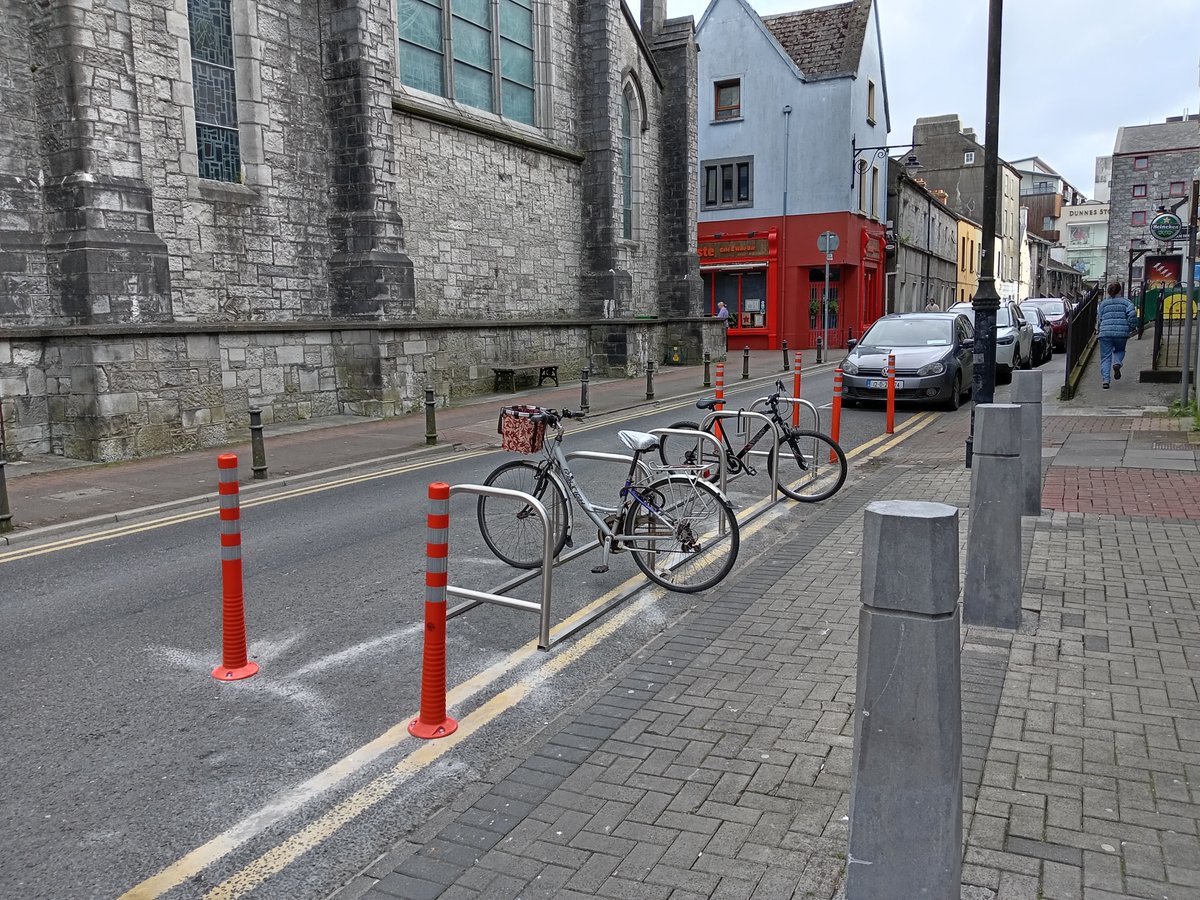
<box><xmin>647</xmin><ymin>426</ymin><xmax>729</xmax><ymax>497</ymax></box>
<box><xmin>752</xmin><ymin>395</ymin><xmax>821</xmax><ymax>434</ymax></box>
<box><xmin>689</xmin><ymin>410</ymin><xmax>780</xmax><ymax>504</ymax></box>
<box><xmin>444</xmin><ymin>483</ymin><xmax>556</xmax><ymax>650</ymax></box>
<box><xmin>565</xmin><ymin>450</ymin><xmax>654</xmax><ymax>482</ymax></box>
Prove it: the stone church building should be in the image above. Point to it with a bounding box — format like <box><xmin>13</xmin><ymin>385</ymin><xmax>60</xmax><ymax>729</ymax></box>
<box><xmin>0</xmin><ymin>0</ymin><xmax>712</xmax><ymax>460</ymax></box>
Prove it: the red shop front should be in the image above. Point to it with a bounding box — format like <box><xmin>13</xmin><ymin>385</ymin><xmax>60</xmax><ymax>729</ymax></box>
<box><xmin>698</xmin><ymin>230</ymin><xmax>779</xmax><ymax>351</ymax></box>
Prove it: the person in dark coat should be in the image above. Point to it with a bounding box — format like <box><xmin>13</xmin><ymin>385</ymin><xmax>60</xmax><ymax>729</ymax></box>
<box><xmin>1096</xmin><ymin>281</ymin><xmax>1138</xmax><ymax>389</ymax></box>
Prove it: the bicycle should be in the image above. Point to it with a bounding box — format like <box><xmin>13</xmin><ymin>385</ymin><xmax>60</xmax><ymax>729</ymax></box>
<box><xmin>476</xmin><ymin>405</ymin><xmax>740</xmax><ymax>593</ymax></box>
<box><xmin>657</xmin><ymin>380</ymin><xmax>847</xmax><ymax>502</ymax></box>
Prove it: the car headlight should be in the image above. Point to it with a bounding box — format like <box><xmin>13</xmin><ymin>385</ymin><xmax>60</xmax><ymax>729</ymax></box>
<box><xmin>996</xmin><ymin>331</ymin><xmax>1015</xmax><ymax>345</ymax></box>
<box><xmin>916</xmin><ymin>360</ymin><xmax>946</xmax><ymax>376</ymax></box>
<box><xmin>842</xmin><ymin>358</ymin><xmax>859</xmax><ymax>375</ymax></box>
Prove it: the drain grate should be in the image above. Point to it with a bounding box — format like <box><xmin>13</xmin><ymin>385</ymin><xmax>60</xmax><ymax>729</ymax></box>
<box><xmin>1152</xmin><ymin>442</ymin><xmax>1193</xmax><ymax>451</ymax></box>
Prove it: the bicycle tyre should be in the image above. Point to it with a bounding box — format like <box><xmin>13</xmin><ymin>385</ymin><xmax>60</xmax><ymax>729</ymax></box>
<box><xmin>657</xmin><ymin>420</ymin><xmax>726</xmax><ymax>480</ymax></box>
<box><xmin>768</xmin><ymin>429</ymin><xmax>848</xmax><ymax>502</ymax></box>
<box><xmin>477</xmin><ymin>460</ymin><xmax>569</xmax><ymax>568</ymax></box>
<box><xmin>623</xmin><ymin>474</ymin><xmax>739</xmax><ymax>593</ymax></box>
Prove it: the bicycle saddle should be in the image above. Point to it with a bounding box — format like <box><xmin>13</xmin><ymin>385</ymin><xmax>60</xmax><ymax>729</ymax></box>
<box><xmin>618</xmin><ymin>430</ymin><xmax>661</xmax><ymax>453</ymax></box>
<box><xmin>695</xmin><ymin>397</ymin><xmax>719</xmax><ymax>411</ymax></box>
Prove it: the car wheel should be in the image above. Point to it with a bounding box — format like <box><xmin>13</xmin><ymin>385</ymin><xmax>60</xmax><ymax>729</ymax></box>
<box><xmin>1021</xmin><ymin>345</ymin><xmax>1034</xmax><ymax>369</ymax></box>
<box><xmin>842</xmin><ymin>397</ymin><xmax>858</xmax><ymax>408</ymax></box>
<box><xmin>944</xmin><ymin>373</ymin><xmax>962</xmax><ymax>411</ymax></box>
<box><xmin>998</xmin><ymin>364</ymin><xmax>1013</xmax><ymax>384</ymax></box>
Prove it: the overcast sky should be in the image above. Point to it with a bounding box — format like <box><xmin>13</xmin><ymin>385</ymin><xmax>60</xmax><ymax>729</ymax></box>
<box><xmin>641</xmin><ymin>0</ymin><xmax>1200</xmax><ymax>195</ymax></box>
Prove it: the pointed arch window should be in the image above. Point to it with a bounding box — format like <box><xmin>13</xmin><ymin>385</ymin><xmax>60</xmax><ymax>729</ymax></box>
<box><xmin>621</xmin><ymin>89</ymin><xmax>634</xmax><ymax>240</ymax></box>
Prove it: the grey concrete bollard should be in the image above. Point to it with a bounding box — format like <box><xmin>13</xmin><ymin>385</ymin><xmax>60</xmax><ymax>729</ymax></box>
<box><xmin>963</xmin><ymin>403</ymin><xmax>1023</xmax><ymax>629</ymax></box>
<box><xmin>847</xmin><ymin>500</ymin><xmax>962</xmax><ymax>900</ymax></box>
<box><xmin>1011</xmin><ymin>371</ymin><xmax>1043</xmax><ymax>516</ymax></box>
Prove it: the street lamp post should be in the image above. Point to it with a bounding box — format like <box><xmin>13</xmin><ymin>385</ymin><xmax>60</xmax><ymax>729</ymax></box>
<box><xmin>966</xmin><ymin>0</ymin><xmax>1004</xmax><ymax>469</ymax></box>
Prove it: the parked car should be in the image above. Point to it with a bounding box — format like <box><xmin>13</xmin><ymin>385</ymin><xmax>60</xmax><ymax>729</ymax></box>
<box><xmin>840</xmin><ymin>312</ymin><xmax>975</xmax><ymax>410</ymax></box>
<box><xmin>945</xmin><ymin>300</ymin><xmax>1034</xmax><ymax>379</ymax></box>
<box><xmin>1021</xmin><ymin>303</ymin><xmax>1054</xmax><ymax>366</ymax></box>
<box><xmin>1021</xmin><ymin>297</ymin><xmax>1071</xmax><ymax>350</ymax></box>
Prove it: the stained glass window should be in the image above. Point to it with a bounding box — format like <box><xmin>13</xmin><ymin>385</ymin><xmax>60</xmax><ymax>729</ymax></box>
<box><xmin>621</xmin><ymin>91</ymin><xmax>633</xmax><ymax>239</ymax></box>
<box><xmin>188</xmin><ymin>0</ymin><xmax>241</xmax><ymax>182</ymax></box>
<box><xmin>398</xmin><ymin>0</ymin><xmax>537</xmax><ymax>125</ymax></box>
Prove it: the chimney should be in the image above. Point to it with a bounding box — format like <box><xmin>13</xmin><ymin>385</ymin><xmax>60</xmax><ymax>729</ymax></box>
<box><xmin>962</xmin><ymin>127</ymin><xmax>976</xmax><ymax>141</ymax></box>
<box><xmin>931</xmin><ymin>189</ymin><xmax>949</xmax><ymax>205</ymax></box>
<box><xmin>642</xmin><ymin>0</ymin><xmax>665</xmax><ymax>39</ymax></box>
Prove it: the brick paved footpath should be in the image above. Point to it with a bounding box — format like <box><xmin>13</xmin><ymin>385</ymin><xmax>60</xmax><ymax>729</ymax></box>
<box><xmin>332</xmin><ymin>408</ymin><xmax>1200</xmax><ymax>900</ymax></box>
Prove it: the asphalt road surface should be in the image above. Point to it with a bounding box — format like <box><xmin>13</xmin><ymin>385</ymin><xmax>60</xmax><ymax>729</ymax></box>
<box><xmin>0</xmin><ymin>387</ymin><xmax>929</xmax><ymax>900</ymax></box>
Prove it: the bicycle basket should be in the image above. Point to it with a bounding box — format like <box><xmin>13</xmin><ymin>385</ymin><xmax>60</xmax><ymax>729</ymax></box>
<box><xmin>497</xmin><ymin>405</ymin><xmax>547</xmax><ymax>454</ymax></box>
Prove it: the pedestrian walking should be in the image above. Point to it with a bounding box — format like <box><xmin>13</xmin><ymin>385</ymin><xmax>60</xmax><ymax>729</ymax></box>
<box><xmin>1096</xmin><ymin>281</ymin><xmax>1138</xmax><ymax>389</ymax></box>
<box><xmin>715</xmin><ymin>301</ymin><xmax>730</xmax><ymax>324</ymax></box>
<box><xmin>924</xmin><ymin>298</ymin><xmax>940</xmax><ymax>312</ymax></box>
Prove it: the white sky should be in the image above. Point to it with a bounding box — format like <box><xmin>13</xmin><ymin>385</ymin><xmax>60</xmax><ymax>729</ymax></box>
<box><xmin>640</xmin><ymin>0</ymin><xmax>1200</xmax><ymax>195</ymax></box>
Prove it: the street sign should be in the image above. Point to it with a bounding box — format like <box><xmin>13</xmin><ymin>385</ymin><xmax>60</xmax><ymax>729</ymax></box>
<box><xmin>1150</xmin><ymin>212</ymin><xmax>1183</xmax><ymax>241</ymax></box>
<box><xmin>817</xmin><ymin>231</ymin><xmax>840</xmax><ymax>254</ymax></box>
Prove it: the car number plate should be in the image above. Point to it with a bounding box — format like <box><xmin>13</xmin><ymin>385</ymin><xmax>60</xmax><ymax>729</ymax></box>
<box><xmin>866</xmin><ymin>379</ymin><xmax>903</xmax><ymax>389</ymax></box>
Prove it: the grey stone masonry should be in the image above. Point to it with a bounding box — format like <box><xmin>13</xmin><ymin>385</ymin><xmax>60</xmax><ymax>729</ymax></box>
<box><xmin>320</xmin><ymin>0</ymin><xmax>414</xmax><ymax>318</ymax></box>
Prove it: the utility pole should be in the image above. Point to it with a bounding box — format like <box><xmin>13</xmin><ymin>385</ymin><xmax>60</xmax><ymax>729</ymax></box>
<box><xmin>1188</xmin><ymin>177</ymin><xmax>1199</xmax><ymax>404</ymax></box>
<box><xmin>966</xmin><ymin>0</ymin><xmax>1004</xmax><ymax>469</ymax></box>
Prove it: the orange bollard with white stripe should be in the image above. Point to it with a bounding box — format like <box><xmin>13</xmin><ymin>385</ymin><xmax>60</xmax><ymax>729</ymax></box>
<box><xmin>792</xmin><ymin>351</ymin><xmax>802</xmax><ymax>427</ymax></box>
<box><xmin>886</xmin><ymin>353</ymin><xmax>896</xmax><ymax>435</ymax></box>
<box><xmin>212</xmin><ymin>454</ymin><xmax>258</xmax><ymax>681</ymax></box>
<box><xmin>714</xmin><ymin>362</ymin><xmax>725</xmax><ymax>440</ymax></box>
<box><xmin>409</xmin><ymin>482</ymin><xmax>458</xmax><ymax>740</ymax></box>
<box><xmin>830</xmin><ymin>368</ymin><xmax>843</xmax><ymax>461</ymax></box>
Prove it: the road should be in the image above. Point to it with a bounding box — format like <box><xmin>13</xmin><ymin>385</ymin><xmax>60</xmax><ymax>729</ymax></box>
<box><xmin>0</xmin><ymin>384</ymin><xmax>931</xmax><ymax>900</ymax></box>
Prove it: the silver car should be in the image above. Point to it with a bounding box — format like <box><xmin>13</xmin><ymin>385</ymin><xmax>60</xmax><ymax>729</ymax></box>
<box><xmin>945</xmin><ymin>301</ymin><xmax>1034</xmax><ymax>379</ymax></box>
<box><xmin>840</xmin><ymin>313</ymin><xmax>975</xmax><ymax>410</ymax></box>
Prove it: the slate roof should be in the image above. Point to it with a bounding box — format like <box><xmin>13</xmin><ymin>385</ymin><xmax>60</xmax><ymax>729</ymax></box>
<box><xmin>1114</xmin><ymin>118</ymin><xmax>1200</xmax><ymax>155</ymax></box>
<box><xmin>761</xmin><ymin>0</ymin><xmax>872</xmax><ymax>80</ymax></box>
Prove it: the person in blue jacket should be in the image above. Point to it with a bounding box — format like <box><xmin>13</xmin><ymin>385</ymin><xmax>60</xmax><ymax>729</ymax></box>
<box><xmin>1096</xmin><ymin>281</ymin><xmax>1138</xmax><ymax>389</ymax></box>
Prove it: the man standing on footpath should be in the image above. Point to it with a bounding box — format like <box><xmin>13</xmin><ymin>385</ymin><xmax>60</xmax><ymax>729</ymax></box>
<box><xmin>1096</xmin><ymin>281</ymin><xmax>1138</xmax><ymax>389</ymax></box>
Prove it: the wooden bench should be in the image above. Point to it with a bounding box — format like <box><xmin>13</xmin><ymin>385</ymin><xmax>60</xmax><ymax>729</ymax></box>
<box><xmin>491</xmin><ymin>362</ymin><xmax>560</xmax><ymax>393</ymax></box>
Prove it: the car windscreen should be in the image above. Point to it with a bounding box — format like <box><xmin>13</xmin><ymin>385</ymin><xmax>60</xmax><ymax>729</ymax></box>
<box><xmin>1028</xmin><ymin>300</ymin><xmax>1066</xmax><ymax>316</ymax></box>
<box><xmin>860</xmin><ymin>318</ymin><xmax>953</xmax><ymax>348</ymax></box>
<box><xmin>949</xmin><ymin>305</ymin><xmax>1013</xmax><ymax>326</ymax></box>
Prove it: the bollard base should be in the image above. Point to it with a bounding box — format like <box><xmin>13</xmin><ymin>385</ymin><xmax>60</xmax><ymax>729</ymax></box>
<box><xmin>408</xmin><ymin>715</ymin><xmax>458</xmax><ymax>740</ymax></box>
<box><xmin>212</xmin><ymin>661</ymin><xmax>259</xmax><ymax>681</ymax></box>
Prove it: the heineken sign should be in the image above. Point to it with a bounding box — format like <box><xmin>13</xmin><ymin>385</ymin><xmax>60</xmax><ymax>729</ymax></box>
<box><xmin>1150</xmin><ymin>212</ymin><xmax>1183</xmax><ymax>241</ymax></box>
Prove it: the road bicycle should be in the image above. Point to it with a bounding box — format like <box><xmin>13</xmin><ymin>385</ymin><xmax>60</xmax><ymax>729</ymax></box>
<box><xmin>476</xmin><ymin>406</ymin><xmax>740</xmax><ymax>593</ymax></box>
<box><xmin>658</xmin><ymin>380</ymin><xmax>847</xmax><ymax>502</ymax></box>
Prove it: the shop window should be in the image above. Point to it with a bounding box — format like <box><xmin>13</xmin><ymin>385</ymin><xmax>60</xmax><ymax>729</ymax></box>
<box><xmin>701</xmin><ymin>157</ymin><xmax>752</xmax><ymax>210</ymax></box>
<box><xmin>702</xmin><ymin>270</ymin><xmax>767</xmax><ymax>329</ymax></box>
<box><xmin>398</xmin><ymin>0</ymin><xmax>537</xmax><ymax>125</ymax></box>
<box><xmin>714</xmin><ymin>79</ymin><xmax>741</xmax><ymax>120</ymax></box>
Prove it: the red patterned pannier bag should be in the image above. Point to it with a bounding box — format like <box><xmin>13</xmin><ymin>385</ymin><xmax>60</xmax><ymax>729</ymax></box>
<box><xmin>497</xmin><ymin>406</ymin><xmax>547</xmax><ymax>454</ymax></box>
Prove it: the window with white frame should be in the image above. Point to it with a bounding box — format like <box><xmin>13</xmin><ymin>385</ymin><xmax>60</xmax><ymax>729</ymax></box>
<box><xmin>867</xmin><ymin>80</ymin><xmax>876</xmax><ymax>124</ymax></box>
<box><xmin>870</xmin><ymin>166</ymin><xmax>879</xmax><ymax>218</ymax></box>
<box><xmin>188</xmin><ymin>0</ymin><xmax>241</xmax><ymax>181</ymax></box>
<box><xmin>702</xmin><ymin>157</ymin><xmax>752</xmax><ymax>210</ymax></box>
<box><xmin>964</xmin><ymin>150</ymin><xmax>975</xmax><ymax>165</ymax></box>
<box><xmin>397</xmin><ymin>0</ymin><xmax>536</xmax><ymax>125</ymax></box>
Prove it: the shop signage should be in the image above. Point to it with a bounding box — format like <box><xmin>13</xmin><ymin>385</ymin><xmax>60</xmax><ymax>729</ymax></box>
<box><xmin>1150</xmin><ymin>212</ymin><xmax>1182</xmax><ymax>241</ymax></box>
<box><xmin>698</xmin><ymin>238</ymin><xmax>770</xmax><ymax>261</ymax></box>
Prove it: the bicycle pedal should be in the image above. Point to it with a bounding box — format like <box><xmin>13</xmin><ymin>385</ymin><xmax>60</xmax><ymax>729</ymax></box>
<box><xmin>591</xmin><ymin>564</ymin><xmax>609</xmax><ymax>574</ymax></box>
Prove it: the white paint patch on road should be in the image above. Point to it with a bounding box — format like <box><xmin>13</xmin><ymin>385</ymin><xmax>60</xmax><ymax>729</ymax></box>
<box><xmin>286</xmin><ymin>623</ymin><xmax>424</xmax><ymax>679</ymax></box>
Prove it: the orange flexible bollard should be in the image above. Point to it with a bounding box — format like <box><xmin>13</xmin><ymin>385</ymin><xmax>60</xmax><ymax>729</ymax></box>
<box><xmin>213</xmin><ymin>454</ymin><xmax>258</xmax><ymax>681</ymax></box>
<box><xmin>792</xmin><ymin>352</ymin><xmax>802</xmax><ymax>427</ymax></box>
<box><xmin>886</xmin><ymin>353</ymin><xmax>896</xmax><ymax>435</ymax></box>
<box><xmin>830</xmin><ymin>368</ymin><xmax>843</xmax><ymax>462</ymax></box>
<box><xmin>714</xmin><ymin>362</ymin><xmax>725</xmax><ymax>440</ymax></box>
<box><xmin>410</xmin><ymin>482</ymin><xmax>458</xmax><ymax>739</ymax></box>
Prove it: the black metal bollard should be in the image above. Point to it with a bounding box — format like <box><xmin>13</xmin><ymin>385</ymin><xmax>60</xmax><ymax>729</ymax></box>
<box><xmin>580</xmin><ymin>367</ymin><xmax>590</xmax><ymax>413</ymax></box>
<box><xmin>742</xmin><ymin>345</ymin><xmax>750</xmax><ymax>380</ymax></box>
<box><xmin>703</xmin><ymin>350</ymin><xmax>712</xmax><ymax>388</ymax></box>
<box><xmin>249</xmin><ymin>407</ymin><xmax>268</xmax><ymax>480</ymax></box>
<box><xmin>816</xmin><ymin>336</ymin><xmax>824</xmax><ymax>364</ymax></box>
<box><xmin>424</xmin><ymin>387</ymin><xmax>438</xmax><ymax>446</ymax></box>
<box><xmin>645</xmin><ymin>361</ymin><xmax>655</xmax><ymax>400</ymax></box>
<box><xmin>781</xmin><ymin>339</ymin><xmax>789</xmax><ymax>372</ymax></box>
<box><xmin>0</xmin><ymin>454</ymin><xmax>12</xmax><ymax>534</ymax></box>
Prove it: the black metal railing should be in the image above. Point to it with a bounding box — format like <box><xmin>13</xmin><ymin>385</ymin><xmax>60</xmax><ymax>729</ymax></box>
<box><xmin>1059</xmin><ymin>286</ymin><xmax>1101</xmax><ymax>400</ymax></box>
<box><xmin>1150</xmin><ymin>286</ymin><xmax>1190</xmax><ymax>371</ymax></box>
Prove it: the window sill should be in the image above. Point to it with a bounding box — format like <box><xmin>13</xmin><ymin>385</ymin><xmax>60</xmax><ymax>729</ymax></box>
<box><xmin>711</xmin><ymin>116</ymin><xmax>744</xmax><ymax>125</ymax></box>
<box><xmin>199</xmin><ymin>181</ymin><xmax>259</xmax><ymax>205</ymax></box>
<box><xmin>702</xmin><ymin>203</ymin><xmax>754</xmax><ymax>212</ymax></box>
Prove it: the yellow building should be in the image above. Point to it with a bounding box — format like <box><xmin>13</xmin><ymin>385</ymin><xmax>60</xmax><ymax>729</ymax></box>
<box><xmin>956</xmin><ymin>218</ymin><xmax>982</xmax><ymax>303</ymax></box>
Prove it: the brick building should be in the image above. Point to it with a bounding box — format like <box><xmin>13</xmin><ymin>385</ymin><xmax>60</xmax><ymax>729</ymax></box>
<box><xmin>0</xmin><ymin>0</ymin><xmax>713</xmax><ymax>461</ymax></box>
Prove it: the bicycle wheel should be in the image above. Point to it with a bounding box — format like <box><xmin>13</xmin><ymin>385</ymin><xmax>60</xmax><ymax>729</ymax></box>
<box><xmin>768</xmin><ymin>429</ymin><xmax>848</xmax><ymax>502</ymax></box>
<box><xmin>477</xmin><ymin>460</ymin><xmax>569</xmax><ymax>568</ymax></box>
<box><xmin>657</xmin><ymin>420</ymin><xmax>726</xmax><ymax>479</ymax></box>
<box><xmin>623</xmin><ymin>474</ymin><xmax>739</xmax><ymax>593</ymax></box>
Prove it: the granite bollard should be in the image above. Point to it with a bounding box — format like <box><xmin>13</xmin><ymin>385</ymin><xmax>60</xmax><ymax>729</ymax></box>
<box><xmin>1011</xmin><ymin>370</ymin><xmax>1043</xmax><ymax>516</ymax></box>
<box><xmin>847</xmin><ymin>500</ymin><xmax>962</xmax><ymax>900</ymax></box>
<box><xmin>963</xmin><ymin>403</ymin><xmax>1023</xmax><ymax>629</ymax></box>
